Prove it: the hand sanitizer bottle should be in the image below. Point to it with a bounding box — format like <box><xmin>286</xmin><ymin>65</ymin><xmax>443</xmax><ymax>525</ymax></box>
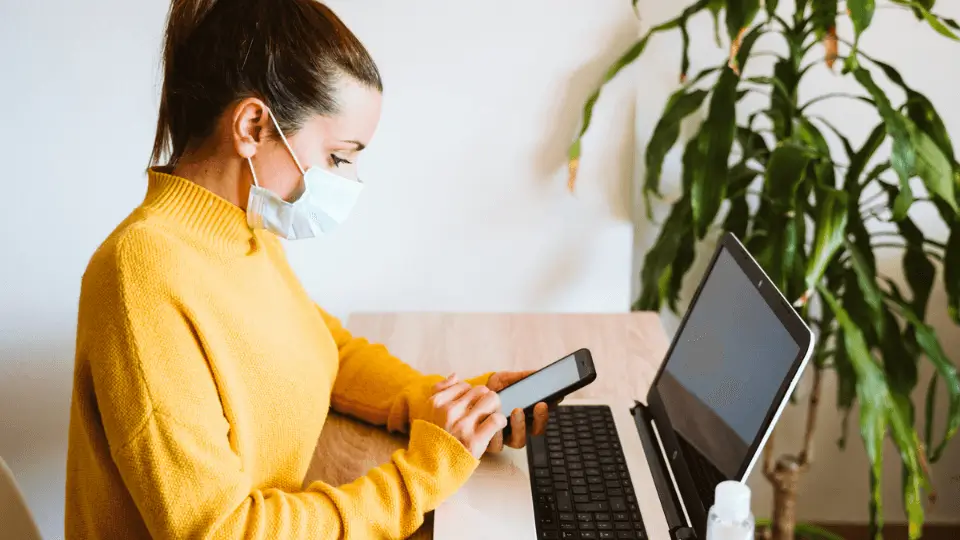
<box><xmin>706</xmin><ymin>481</ymin><xmax>755</xmax><ymax>540</ymax></box>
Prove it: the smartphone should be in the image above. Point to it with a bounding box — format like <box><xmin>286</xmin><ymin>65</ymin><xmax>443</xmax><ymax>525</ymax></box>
<box><xmin>497</xmin><ymin>348</ymin><xmax>596</xmax><ymax>434</ymax></box>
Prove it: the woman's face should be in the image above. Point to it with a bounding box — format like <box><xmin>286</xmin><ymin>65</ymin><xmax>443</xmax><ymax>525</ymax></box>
<box><xmin>242</xmin><ymin>76</ymin><xmax>383</xmax><ymax>201</ymax></box>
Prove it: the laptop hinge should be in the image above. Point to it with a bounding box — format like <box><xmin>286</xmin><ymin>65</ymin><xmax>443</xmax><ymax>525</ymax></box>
<box><xmin>631</xmin><ymin>404</ymin><xmax>698</xmax><ymax>539</ymax></box>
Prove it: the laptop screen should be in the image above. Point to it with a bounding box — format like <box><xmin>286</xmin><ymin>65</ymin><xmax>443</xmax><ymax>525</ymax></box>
<box><xmin>656</xmin><ymin>247</ymin><xmax>802</xmax><ymax>479</ymax></box>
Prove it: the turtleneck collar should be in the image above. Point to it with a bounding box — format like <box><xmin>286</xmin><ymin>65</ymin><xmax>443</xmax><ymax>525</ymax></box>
<box><xmin>142</xmin><ymin>168</ymin><xmax>258</xmax><ymax>254</ymax></box>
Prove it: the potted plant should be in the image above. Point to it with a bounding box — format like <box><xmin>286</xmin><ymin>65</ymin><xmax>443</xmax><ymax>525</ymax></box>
<box><xmin>567</xmin><ymin>1</ymin><xmax>960</xmax><ymax>538</ymax></box>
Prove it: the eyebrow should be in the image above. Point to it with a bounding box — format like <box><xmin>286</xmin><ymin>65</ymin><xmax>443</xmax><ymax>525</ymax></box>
<box><xmin>343</xmin><ymin>140</ymin><xmax>366</xmax><ymax>151</ymax></box>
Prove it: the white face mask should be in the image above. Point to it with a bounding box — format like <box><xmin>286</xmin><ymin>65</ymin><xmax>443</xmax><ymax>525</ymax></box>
<box><xmin>246</xmin><ymin>111</ymin><xmax>364</xmax><ymax>240</ymax></box>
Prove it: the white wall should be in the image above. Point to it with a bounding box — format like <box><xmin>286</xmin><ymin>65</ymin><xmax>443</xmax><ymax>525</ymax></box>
<box><xmin>0</xmin><ymin>1</ymin><xmax>956</xmax><ymax>538</ymax></box>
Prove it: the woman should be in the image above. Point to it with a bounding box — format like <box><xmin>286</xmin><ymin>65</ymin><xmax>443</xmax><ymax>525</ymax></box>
<box><xmin>64</xmin><ymin>1</ymin><xmax>551</xmax><ymax>538</ymax></box>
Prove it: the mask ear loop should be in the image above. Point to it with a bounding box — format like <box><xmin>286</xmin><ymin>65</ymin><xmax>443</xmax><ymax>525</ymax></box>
<box><xmin>247</xmin><ymin>157</ymin><xmax>260</xmax><ymax>187</ymax></box>
<box><xmin>267</xmin><ymin>109</ymin><xmax>305</xmax><ymax>175</ymax></box>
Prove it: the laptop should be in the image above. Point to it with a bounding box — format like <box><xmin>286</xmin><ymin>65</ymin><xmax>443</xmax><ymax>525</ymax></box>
<box><xmin>434</xmin><ymin>233</ymin><xmax>814</xmax><ymax>540</ymax></box>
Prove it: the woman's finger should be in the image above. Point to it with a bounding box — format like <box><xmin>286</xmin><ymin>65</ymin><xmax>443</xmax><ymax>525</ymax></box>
<box><xmin>486</xmin><ymin>428</ymin><xmax>505</xmax><ymax>454</ymax></box>
<box><xmin>506</xmin><ymin>408</ymin><xmax>526</xmax><ymax>448</ymax></box>
<box><xmin>476</xmin><ymin>413</ymin><xmax>508</xmax><ymax>451</ymax></box>
<box><xmin>531</xmin><ymin>402</ymin><xmax>550</xmax><ymax>436</ymax></box>
<box><xmin>464</xmin><ymin>390</ymin><xmax>501</xmax><ymax>424</ymax></box>
<box><xmin>447</xmin><ymin>385</ymin><xmax>490</xmax><ymax>420</ymax></box>
<box><xmin>432</xmin><ymin>373</ymin><xmax>459</xmax><ymax>393</ymax></box>
<box><xmin>431</xmin><ymin>381</ymin><xmax>471</xmax><ymax>408</ymax></box>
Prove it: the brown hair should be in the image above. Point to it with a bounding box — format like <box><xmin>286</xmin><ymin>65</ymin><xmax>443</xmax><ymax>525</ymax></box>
<box><xmin>150</xmin><ymin>0</ymin><xmax>382</xmax><ymax>167</ymax></box>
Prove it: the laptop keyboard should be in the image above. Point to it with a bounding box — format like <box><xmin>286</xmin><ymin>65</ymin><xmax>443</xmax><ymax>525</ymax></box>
<box><xmin>675</xmin><ymin>434</ymin><xmax>727</xmax><ymax>510</ymax></box>
<box><xmin>526</xmin><ymin>405</ymin><xmax>647</xmax><ymax>539</ymax></box>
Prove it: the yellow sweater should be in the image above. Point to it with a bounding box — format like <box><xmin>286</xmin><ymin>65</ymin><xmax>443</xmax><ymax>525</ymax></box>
<box><xmin>66</xmin><ymin>170</ymin><xmax>489</xmax><ymax>539</ymax></box>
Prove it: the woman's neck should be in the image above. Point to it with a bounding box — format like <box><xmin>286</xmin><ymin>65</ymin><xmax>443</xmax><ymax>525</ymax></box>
<box><xmin>171</xmin><ymin>147</ymin><xmax>249</xmax><ymax>210</ymax></box>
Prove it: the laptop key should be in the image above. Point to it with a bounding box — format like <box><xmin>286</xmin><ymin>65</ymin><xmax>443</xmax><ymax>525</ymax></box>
<box><xmin>608</xmin><ymin>489</ymin><xmax>623</xmax><ymax>496</ymax></box>
<box><xmin>586</xmin><ymin>476</ymin><xmax>602</xmax><ymax>485</ymax></box>
<box><xmin>561</xmin><ymin>523</ymin><xmax>577</xmax><ymax>531</ymax></box>
<box><xmin>559</xmin><ymin>532</ymin><xmax>578</xmax><ymax>539</ymax></box>
<box><xmin>590</xmin><ymin>493</ymin><xmax>606</xmax><ymax>501</ymax></box>
<box><xmin>575</xmin><ymin>502</ymin><xmax>609</xmax><ymax>512</ymax></box>
<box><xmin>577</xmin><ymin>513</ymin><xmax>592</xmax><ymax>522</ymax></box>
<box><xmin>557</xmin><ymin>491</ymin><xmax>573</xmax><ymax>512</ymax></box>
<box><xmin>615</xmin><ymin>523</ymin><xmax>631</xmax><ymax>530</ymax></box>
<box><xmin>613</xmin><ymin>513</ymin><xmax>628</xmax><ymax>521</ymax></box>
<box><xmin>609</xmin><ymin>498</ymin><xmax>627</xmax><ymax>512</ymax></box>
<box><xmin>574</xmin><ymin>495</ymin><xmax>590</xmax><ymax>503</ymax></box>
<box><xmin>595</xmin><ymin>513</ymin><xmax>611</xmax><ymax>522</ymax></box>
<box><xmin>589</xmin><ymin>484</ymin><xmax>604</xmax><ymax>493</ymax></box>
<box><xmin>556</xmin><ymin>482</ymin><xmax>569</xmax><ymax>491</ymax></box>
<box><xmin>580</xmin><ymin>532</ymin><xmax>598</xmax><ymax>539</ymax></box>
<box><xmin>616</xmin><ymin>532</ymin><xmax>636</xmax><ymax>539</ymax></box>
<box><xmin>596</xmin><ymin>522</ymin><xmax>613</xmax><ymax>531</ymax></box>
<box><xmin>570</xmin><ymin>470</ymin><xmax>585</xmax><ymax>478</ymax></box>
<box><xmin>559</xmin><ymin>513</ymin><xmax>575</xmax><ymax>522</ymax></box>
<box><xmin>540</xmin><ymin>532</ymin><xmax>559</xmax><ymax>539</ymax></box>
<box><xmin>599</xmin><ymin>532</ymin><xmax>616</xmax><ymax>539</ymax></box>
<box><xmin>572</xmin><ymin>486</ymin><xmax>588</xmax><ymax>495</ymax></box>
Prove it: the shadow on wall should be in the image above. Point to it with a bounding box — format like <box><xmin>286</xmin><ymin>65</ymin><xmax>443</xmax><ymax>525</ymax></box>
<box><xmin>526</xmin><ymin>16</ymin><xmax>640</xmax><ymax>309</ymax></box>
<box><xmin>0</xmin><ymin>336</ymin><xmax>75</xmax><ymax>536</ymax></box>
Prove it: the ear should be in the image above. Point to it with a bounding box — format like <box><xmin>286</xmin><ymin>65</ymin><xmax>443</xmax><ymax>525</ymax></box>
<box><xmin>231</xmin><ymin>98</ymin><xmax>270</xmax><ymax>159</ymax></box>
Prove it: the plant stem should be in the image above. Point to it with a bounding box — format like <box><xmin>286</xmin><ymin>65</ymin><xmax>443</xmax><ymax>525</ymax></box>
<box><xmin>798</xmin><ymin>366</ymin><xmax>823</xmax><ymax>468</ymax></box>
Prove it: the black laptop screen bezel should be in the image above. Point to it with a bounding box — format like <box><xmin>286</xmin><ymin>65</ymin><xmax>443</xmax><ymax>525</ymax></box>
<box><xmin>645</xmin><ymin>232</ymin><xmax>813</xmax><ymax>481</ymax></box>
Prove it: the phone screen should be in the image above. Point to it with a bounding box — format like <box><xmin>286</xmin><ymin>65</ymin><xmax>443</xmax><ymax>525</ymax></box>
<box><xmin>498</xmin><ymin>353</ymin><xmax>581</xmax><ymax>414</ymax></box>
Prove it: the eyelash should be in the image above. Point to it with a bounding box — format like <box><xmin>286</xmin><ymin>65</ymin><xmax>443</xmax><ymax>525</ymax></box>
<box><xmin>331</xmin><ymin>154</ymin><xmax>352</xmax><ymax>167</ymax></box>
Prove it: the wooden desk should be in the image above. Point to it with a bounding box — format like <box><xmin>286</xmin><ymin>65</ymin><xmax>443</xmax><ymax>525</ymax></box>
<box><xmin>305</xmin><ymin>313</ymin><xmax>670</xmax><ymax>539</ymax></box>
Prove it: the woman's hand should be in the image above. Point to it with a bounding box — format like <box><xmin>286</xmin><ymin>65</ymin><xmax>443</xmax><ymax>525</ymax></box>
<box><xmin>484</xmin><ymin>370</ymin><xmax>553</xmax><ymax>452</ymax></box>
<box><xmin>425</xmin><ymin>374</ymin><xmax>508</xmax><ymax>459</ymax></box>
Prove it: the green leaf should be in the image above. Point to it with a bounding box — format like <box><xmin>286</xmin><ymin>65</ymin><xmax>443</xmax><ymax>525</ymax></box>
<box><xmin>891</xmin><ymin>298</ymin><xmax>960</xmax><ymax>463</ymax></box>
<box><xmin>806</xmin><ymin>188</ymin><xmax>848</xmax><ymax>292</ymax></box>
<box><xmin>766</xmin><ymin>0</ymin><xmax>779</xmax><ymax>18</ymax></box>
<box><xmin>635</xmin><ymin>198</ymin><xmax>693</xmax><ymax>311</ymax></box>
<box><xmin>819</xmin><ymin>287</ymin><xmax>888</xmax><ymax>535</ymax></box>
<box><xmin>709</xmin><ymin>0</ymin><xmax>724</xmax><ymax>47</ymax></box>
<box><xmin>890</xmin><ymin>0</ymin><xmax>959</xmax><ymax>40</ymax></box>
<box><xmin>725</xmin><ymin>0</ymin><xmax>761</xmax><ymax>43</ymax></box>
<box><xmin>723</xmin><ymin>162</ymin><xmax>760</xmax><ymax>239</ymax></box>
<box><xmin>567</xmin><ymin>0</ymin><xmax>711</xmax><ymax>163</ymax></box>
<box><xmin>905</xmin><ymin>93</ymin><xmax>955</xmax><ymax>164</ymax></box>
<box><xmin>898</xmin><ymin>217</ymin><xmax>937</xmax><ymax>317</ymax></box>
<box><xmin>643</xmin><ymin>90</ymin><xmax>710</xmax><ymax>199</ymax></box>
<box><xmin>845</xmin><ymin>239</ymin><xmax>883</xmax><ymax>318</ymax></box>
<box><xmin>846</xmin><ymin>123</ymin><xmax>887</xmax><ymax>194</ymax></box>
<box><xmin>797</xmin><ymin>117</ymin><xmax>836</xmax><ymax>188</ymax></box>
<box><xmin>736</xmin><ymin>126</ymin><xmax>770</xmax><ymax>164</ymax></box>
<box><xmin>947</xmin><ymin>225</ymin><xmax>960</xmax><ymax>324</ymax></box>
<box><xmin>847</xmin><ymin>0</ymin><xmax>877</xmax><ymax>38</ymax></box>
<box><xmin>736</xmin><ymin>24</ymin><xmax>766</xmax><ymax>72</ymax></box>
<box><xmin>909</xmin><ymin>122</ymin><xmax>958</xmax><ymax>212</ymax></box>
<box><xmin>766</xmin><ymin>144</ymin><xmax>811</xmax><ymax>200</ymax></box>
<box><xmin>879</xmin><ymin>307</ymin><xmax>918</xmax><ymax>397</ymax></box>
<box><xmin>812</xmin><ymin>0</ymin><xmax>838</xmax><ymax>38</ymax></box>
<box><xmin>770</xmin><ymin>59</ymin><xmax>799</xmax><ymax>138</ymax></box>
<box><xmin>692</xmin><ymin>68</ymin><xmax>739</xmax><ymax>238</ymax></box>
<box><xmin>667</xmin><ymin>231</ymin><xmax>696</xmax><ymax>313</ymax></box>
<box><xmin>822</xmin><ymin>287</ymin><xmax>928</xmax><ymax>539</ymax></box>
<box><xmin>925</xmin><ymin>374</ymin><xmax>938</xmax><ymax>451</ymax></box>
<box><xmin>854</xmin><ymin>68</ymin><xmax>916</xmax><ymax>205</ymax></box>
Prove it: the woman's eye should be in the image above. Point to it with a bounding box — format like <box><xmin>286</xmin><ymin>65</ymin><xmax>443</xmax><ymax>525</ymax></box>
<box><xmin>330</xmin><ymin>154</ymin><xmax>352</xmax><ymax>167</ymax></box>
